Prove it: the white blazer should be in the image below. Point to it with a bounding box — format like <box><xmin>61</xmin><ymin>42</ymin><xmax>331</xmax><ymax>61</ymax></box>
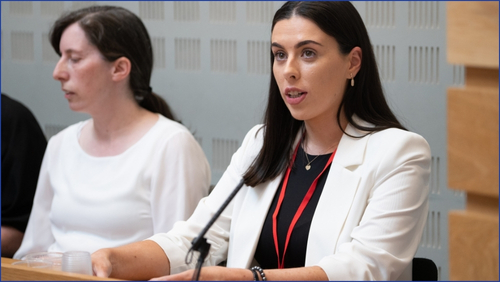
<box><xmin>150</xmin><ymin>120</ymin><xmax>431</xmax><ymax>280</ymax></box>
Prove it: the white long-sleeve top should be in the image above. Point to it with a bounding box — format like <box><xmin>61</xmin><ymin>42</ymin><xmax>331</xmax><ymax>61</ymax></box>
<box><xmin>149</xmin><ymin>119</ymin><xmax>430</xmax><ymax>280</ymax></box>
<box><xmin>14</xmin><ymin>115</ymin><xmax>211</xmax><ymax>259</ymax></box>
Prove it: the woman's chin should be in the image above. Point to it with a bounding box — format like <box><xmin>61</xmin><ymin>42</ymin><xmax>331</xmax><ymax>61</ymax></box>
<box><xmin>67</xmin><ymin>103</ymin><xmax>86</xmax><ymax>113</ymax></box>
<box><xmin>288</xmin><ymin>110</ymin><xmax>308</xmax><ymax>122</ymax></box>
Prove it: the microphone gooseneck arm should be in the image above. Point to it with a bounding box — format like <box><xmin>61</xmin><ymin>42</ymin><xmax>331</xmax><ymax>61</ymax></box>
<box><xmin>186</xmin><ymin>178</ymin><xmax>246</xmax><ymax>281</ymax></box>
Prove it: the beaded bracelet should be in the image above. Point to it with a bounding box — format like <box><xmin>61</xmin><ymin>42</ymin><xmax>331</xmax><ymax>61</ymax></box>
<box><xmin>251</xmin><ymin>266</ymin><xmax>267</xmax><ymax>281</ymax></box>
<box><xmin>250</xmin><ymin>267</ymin><xmax>260</xmax><ymax>281</ymax></box>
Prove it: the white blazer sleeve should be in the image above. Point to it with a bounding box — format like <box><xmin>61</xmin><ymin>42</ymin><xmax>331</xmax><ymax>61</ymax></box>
<box><xmin>317</xmin><ymin>130</ymin><xmax>431</xmax><ymax>280</ymax></box>
<box><xmin>148</xmin><ymin>125</ymin><xmax>262</xmax><ymax>274</ymax></box>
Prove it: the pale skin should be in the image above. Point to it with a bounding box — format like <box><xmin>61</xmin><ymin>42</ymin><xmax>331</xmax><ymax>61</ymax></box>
<box><xmin>272</xmin><ymin>17</ymin><xmax>361</xmax><ymax>156</ymax></box>
<box><xmin>92</xmin><ymin>15</ymin><xmax>362</xmax><ymax>281</ymax></box>
<box><xmin>53</xmin><ymin>23</ymin><xmax>158</xmax><ymax>158</ymax></box>
<box><xmin>92</xmin><ymin>241</ymin><xmax>327</xmax><ymax>280</ymax></box>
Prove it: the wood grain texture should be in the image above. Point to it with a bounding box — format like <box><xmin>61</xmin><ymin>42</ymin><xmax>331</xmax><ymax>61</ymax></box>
<box><xmin>466</xmin><ymin>67</ymin><xmax>499</xmax><ymax>89</ymax></box>
<box><xmin>1</xmin><ymin>257</ymin><xmax>123</xmax><ymax>281</ymax></box>
<box><xmin>447</xmin><ymin>2</ymin><xmax>499</xmax><ymax>281</ymax></box>
<box><xmin>449</xmin><ymin>211</ymin><xmax>499</xmax><ymax>280</ymax></box>
<box><xmin>447</xmin><ymin>2</ymin><xmax>499</xmax><ymax>68</ymax></box>
<box><xmin>447</xmin><ymin>87</ymin><xmax>499</xmax><ymax>196</ymax></box>
<box><xmin>467</xmin><ymin>193</ymin><xmax>499</xmax><ymax>216</ymax></box>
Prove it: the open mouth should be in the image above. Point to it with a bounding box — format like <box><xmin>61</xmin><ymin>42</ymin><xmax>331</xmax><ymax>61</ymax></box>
<box><xmin>287</xmin><ymin>91</ymin><xmax>305</xmax><ymax>98</ymax></box>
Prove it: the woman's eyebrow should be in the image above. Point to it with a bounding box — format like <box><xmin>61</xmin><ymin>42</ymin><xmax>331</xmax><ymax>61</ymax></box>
<box><xmin>61</xmin><ymin>49</ymin><xmax>83</xmax><ymax>55</ymax></box>
<box><xmin>296</xmin><ymin>40</ymin><xmax>322</xmax><ymax>48</ymax></box>
<box><xmin>271</xmin><ymin>40</ymin><xmax>323</xmax><ymax>49</ymax></box>
<box><xmin>271</xmin><ymin>42</ymin><xmax>284</xmax><ymax>49</ymax></box>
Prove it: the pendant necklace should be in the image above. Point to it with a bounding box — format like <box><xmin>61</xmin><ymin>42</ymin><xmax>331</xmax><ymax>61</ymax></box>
<box><xmin>302</xmin><ymin>135</ymin><xmax>338</xmax><ymax>171</ymax></box>
<box><xmin>304</xmin><ymin>151</ymin><xmax>321</xmax><ymax>171</ymax></box>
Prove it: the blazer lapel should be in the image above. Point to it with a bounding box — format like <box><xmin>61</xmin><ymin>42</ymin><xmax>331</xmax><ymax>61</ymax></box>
<box><xmin>228</xmin><ymin>175</ymin><xmax>282</xmax><ymax>268</ymax></box>
<box><xmin>305</xmin><ymin>124</ymin><xmax>370</xmax><ymax>265</ymax></box>
<box><xmin>228</xmin><ymin>132</ymin><xmax>303</xmax><ymax>268</ymax></box>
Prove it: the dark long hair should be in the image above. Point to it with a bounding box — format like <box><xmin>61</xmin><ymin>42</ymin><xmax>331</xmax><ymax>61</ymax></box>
<box><xmin>50</xmin><ymin>5</ymin><xmax>176</xmax><ymax>120</ymax></box>
<box><xmin>243</xmin><ymin>1</ymin><xmax>406</xmax><ymax>187</ymax></box>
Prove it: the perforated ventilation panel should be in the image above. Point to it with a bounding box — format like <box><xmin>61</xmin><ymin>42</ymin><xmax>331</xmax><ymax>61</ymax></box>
<box><xmin>210</xmin><ymin>39</ymin><xmax>237</xmax><ymax>73</ymax></box>
<box><xmin>409</xmin><ymin>46</ymin><xmax>440</xmax><ymax>84</ymax></box>
<box><xmin>408</xmin><ymin>1</ymin><xmax>440</xmax><ymax>29</ymax></box>
<box><xmin>209</xmin><ymin>2</ymin><xmax>236</xmax><ymax>23</ymax></box>
<box><xmin>151</xmin><ymin>37</ymin><xmax>166</xmax><ymax>69</ymax></box>
<box><xmin>246</xmin><ymin>2</ymin><xmax>274</xmax><ymax>24</ymax></box>
<box><xmin>173</xmin><ymin>1</ymin><xmax>199</xmax><ymax>22</ymax></box>
<box><xmin>247</xmin><ymin>41</ymin><xmax>270</xmax><ymax>75</ymax></box>
<box><xmin>41</xmin><ymin>2</ymin><xmax>64</xmax><ymax>18</ymax></box>
<box><xmin>139</xmin><ymin>1</ymin><xmax>164</xmax><ymax>21</ymax></box>
<box><xmin>9</xmin><ymin>1</ymin><xmax>33</xmax><ymax>16</ymax></box>
<box><xmin>373</xmin><ymin>45</ymin><xmax>396</xmax><ymax>82</ymax></box>
<box><xmin>175</xmin><ymin>38</ymin><xmax>201</xmax><ymax>72</ymax></box>
<box><xmin>365</xmin><ymin>1</ymin><xmax>395</xmax><ymax>28</ymax></box>
<box><xmin>212</xmin><ymin>138</ymin><xmax>239</xmax><ymax>173</ymax></box>
<box><xmin>452</xmin><ymin>65</ymin><xmax>465</xmax><ymax>86</ymax></box>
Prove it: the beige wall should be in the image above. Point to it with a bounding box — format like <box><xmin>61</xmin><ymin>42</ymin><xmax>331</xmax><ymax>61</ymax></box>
<box><xmin>447</xmin><ymin>2</ymin><xmax>499</xmax><ymax>280</ymax></box>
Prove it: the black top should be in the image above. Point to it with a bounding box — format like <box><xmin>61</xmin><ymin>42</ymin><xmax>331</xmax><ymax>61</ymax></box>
<box><xmin>1</xmin><ymin>94</ymin><xmax>47</xmax><ymax>232</ymax></box>
<box><xmin>254</xmin><ymin>144</ymin><xmax>332</xmax><ymax>269</ymax></box>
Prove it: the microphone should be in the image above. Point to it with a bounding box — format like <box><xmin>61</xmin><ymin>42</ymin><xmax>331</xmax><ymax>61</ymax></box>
<box><xmin>185</xmin><ymin>178</ymin><xmax>246</xmax><ymax>281</ymax></box>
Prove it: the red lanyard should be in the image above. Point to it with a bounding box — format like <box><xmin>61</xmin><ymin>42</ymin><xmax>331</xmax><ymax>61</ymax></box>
<box><xmin>272</xmin><ymin>141</ymin><xmax>336</xmax><ymax>269</ymax></box>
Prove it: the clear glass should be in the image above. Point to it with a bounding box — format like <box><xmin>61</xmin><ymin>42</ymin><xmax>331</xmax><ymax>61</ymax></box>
<box><xmin>61</xmin><ymin>251</ymin><xmax>92</xmax><ymax>275</ymax></box>
<box><xmin>23</xmin><ymin>252</ymin><xmax>63</xmax><ymax>271</ymax></box>
<box><xmin>12</xmin><ymin>259</ymin><xmax>53</xmax><ymax>269</ymax></box>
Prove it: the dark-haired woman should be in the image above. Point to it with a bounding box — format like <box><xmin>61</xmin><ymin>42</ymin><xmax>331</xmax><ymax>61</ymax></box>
<box><xmin>13</xmin><ymin>6</ymin><xmax>210</xmax><ymax>259</ymax></box>
<box><xmin>92</xmin><ymin>2</ymin><xmax>430</xmax><ymax>280</ymax></box>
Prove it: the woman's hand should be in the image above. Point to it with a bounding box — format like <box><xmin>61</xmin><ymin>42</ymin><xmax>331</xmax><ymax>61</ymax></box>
<box><xmin>150</xmin><ymin>265</ymin><xmax>328</xmax><ymax>281</ymax></box>
<box><xmin>90</xmin><ymin>241</ymin><xmax>170</xmax><ymax>280</ymax></box>
<box><xmin>150</xmin><ymin>266</ymin><xmax>254</xmax><ymax>281</ymax></box>
<box><xmin>91</xmin><ymin>248</ymin><xmax>113</xmax><ymax>278</ymax></box>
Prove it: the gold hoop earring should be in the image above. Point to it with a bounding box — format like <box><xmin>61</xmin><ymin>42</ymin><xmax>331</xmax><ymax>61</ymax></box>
<box><xmin>350</xmin><ymin>73</ymin><xmax>355</xmax><ymax>87</ymax></box>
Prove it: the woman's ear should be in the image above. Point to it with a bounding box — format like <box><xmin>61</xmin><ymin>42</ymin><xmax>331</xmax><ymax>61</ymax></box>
<box><xmin>111</xmin><ymin>57</ymin><xmax>131</xmax><ymax>82</ymax></box>
<box><xmin>347</xmin><ymin>46</ymin><xmax>362</xmax><ymax>77</ymax></box>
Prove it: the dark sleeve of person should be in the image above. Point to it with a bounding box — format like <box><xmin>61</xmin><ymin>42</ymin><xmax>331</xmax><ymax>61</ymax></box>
<box><xmin>2</xmin><ymin>94</ymin><xmax>47</xmax><ymax>233</ymax></box>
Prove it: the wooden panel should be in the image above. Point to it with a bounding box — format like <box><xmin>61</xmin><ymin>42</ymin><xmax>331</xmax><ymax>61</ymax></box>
<box><xmin>447</xmin><ymin>2</ymin><xmax>499</xmax><ymax>68</ymax></box>
<box><xmin>467</xmin><ymin>193</ymin><xmax>499</xmax><ymax>216</ymax></box>
<box><xmin>466</xmin><ymin>67</ymin><xmax>499</xmax><ymax>89</ymax></box>
<box><xmin>448</xmin><ymin>87</ymin><xmax>499</xmax><ymax>196</ymax></box>
<box><xmin>1</xmin><ymin>257</ymin><xmax>123</xmax><ymax>281</ymax></box>
<box><xmin>449</xmin><ymin>211</ymin><xmax>499</xmax><ymax>280</ymax></box>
